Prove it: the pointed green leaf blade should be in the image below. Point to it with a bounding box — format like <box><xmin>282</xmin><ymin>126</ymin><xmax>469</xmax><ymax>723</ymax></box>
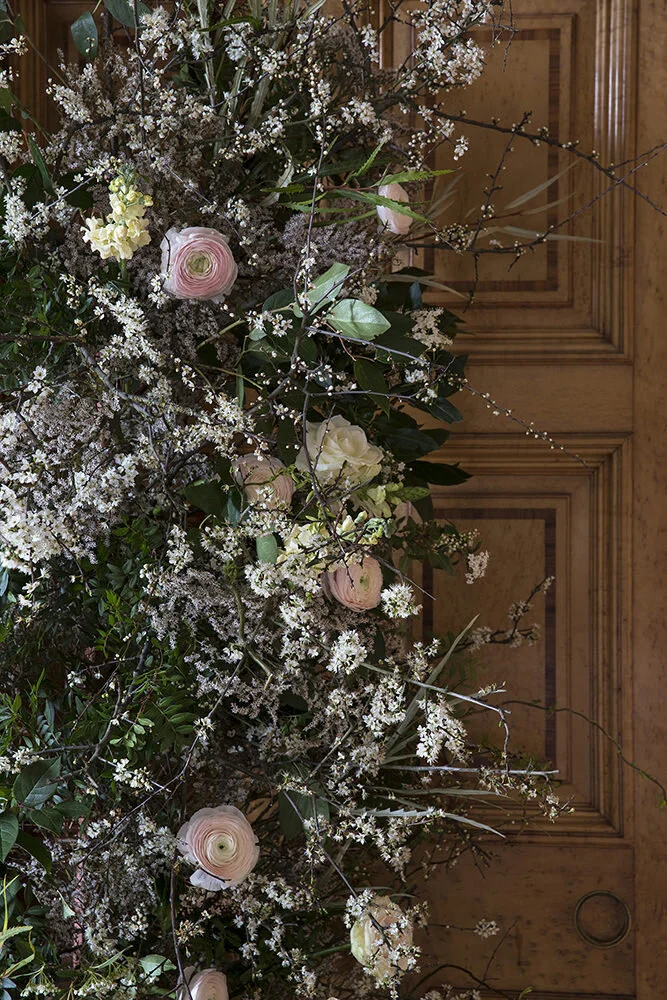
<box><xmin>327</xmin><ymin>299</ymin><xmax>391</xmax><ymax>341</ymax></box>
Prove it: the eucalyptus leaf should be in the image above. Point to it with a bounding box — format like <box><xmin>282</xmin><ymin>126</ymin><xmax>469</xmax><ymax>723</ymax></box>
<box><xmin>256</xmin><ymin>534</ymin><xmax>278</xmax><ymax>564</ymax></box>
<box><xmin>103</xmin><ymin>0</ymin><xmax>150</xmax><ymax>28</ymax></box>
<box><xmin>70</xmin><ymin>11</ymin><xmax>98</xmax><ymax>59</ymax></box>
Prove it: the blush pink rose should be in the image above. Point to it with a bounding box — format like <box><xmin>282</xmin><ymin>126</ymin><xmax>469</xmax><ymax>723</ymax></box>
<box><xmin>377</xmin><ymin>183</ymin><xmax>412</xmax><ymax>235</ymax></box>
<box><xmin>324</xmin><ymin>556</ymin><xmax>383</xmax><ymax>611</ymax></box>
<box><xmin>177</xmin><ymin>968</ymin><xmax>229</xmax><ymax>1000</ymax></box>
<box><xmin>177</xmin><ymin>805</ymin><xmax>259</xmax><ymax>891</ymax></box>
<box><xmin>160</xmin><ymin>226</ymin><xmax>238</xmax><ymax>302</ymax></box>
<box><xmin>232</xmin><ymin>454</ymin><xmax>294</xmax><ymax>508</ymax></box>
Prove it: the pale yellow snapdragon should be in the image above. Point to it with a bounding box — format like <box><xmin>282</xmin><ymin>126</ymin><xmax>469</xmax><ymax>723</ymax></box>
<box><xmin>82</xmin><ymin>172</ymin><xmax>153</xmax><ymax>261</ymax></box>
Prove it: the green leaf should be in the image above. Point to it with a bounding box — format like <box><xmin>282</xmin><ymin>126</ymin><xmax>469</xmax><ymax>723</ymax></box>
<box><xmin>349</xmin><ymin>140</ymin><xmax>387</xmax><ymax>179</ymax></box>
<box><xmin>278</xmin><ymin>790</ymin><xmax>330</xmax><ymax>840</ymax></box>
<box><xmin>70</xmin><ymin>11</ymin><xmax>98</xmax><ymax>59</ymax></box>
<box><xmin>13</xmin><ymin>758</ymin><xmax>60</xmax><ymax>808</ymax></box>
<box><xmin>26</xmin><ymin>137</ymin><xmax>54</xmax><ymax>195</ymax></box>
<box><xmin>342</xmin><ymin>188</ymin><xmax>431</xmax><ymax>224</ymax></box>
<box><xmin>256</xmin><ymin>534</ymin><xmax>278</xmax><ymax>564</ymax></box>
<box><xmin>410</xmin><ymin>461</ymin><xmax>470</xmax><ymax>486</ymax></box>
<box><xmin>263</xmin><ymin>288</ymin><xmax>294</xmax><ymax>311</ymax></box>
<box><xmin>182</xmin><ymin>480</ymin><xmax>225</xmax><ymax>517</ymax></box>
<box><xmin>380</xmin><ymin>168</ymin><xmax>454</xmax><ymax>185</ymax></box>
<box><xmin>374</xmin><ymin>328</ymin><xmax>424</xmax><ymax>361</ymax></box>
<box><xmin>139</xmin><ymin>954</ymin><xmax>177</xmax><ymax>980</ymax></box>
<box><xmin>15</xmin><ymin>831</ymin><xmax>51</xmax><ymax>871</ymax></box>
<box><xmin>299</xmin><ymin>262</ymin><xmax>350</xmax><ymax>314</ymax></box>
<box><xmin>353</xmin><ymin>359</ymin><xmax>389</xmax><ymax>397</ymax></box>
<box><xmin>427</xmin><ymin>396</ymin><xmax>463</xmax><ymax>424</ymax></box>
<box><xmin>0</xmin><ymin>88</ymin><xmax>14</xmax><ymax>113</ymax></box>
<box><xmin>103</xmin><ymin>0</ymin><xmax>150</xmax><ymax>28</ymax></box>
<box><xmin>0</xmin><ymin>812</ymin><xmax>18</xmax><ymax>862</ymax></box>
<box><xmin>226</xmin><ymin>488</ymin><xmax>243</xmax><ymax>526</ymax></box>
<box><xmin>28</xmin><ymin>807</ymin><xmax>63</xmax><ymax>835</ymax></box>
<box><xmin>57</xmin><ymin>800</ymin><xmax>90</xmax><ymax>818</ymax></box>
<box><xmin>327</xmin><ymin>299</ymin><xmax>391</xmax><ymax>341</ymax></box>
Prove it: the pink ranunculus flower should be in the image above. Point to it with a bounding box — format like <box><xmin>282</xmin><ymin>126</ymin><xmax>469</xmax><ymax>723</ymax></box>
<box><xmin>324</xmin><ymin>556</ymin><xmax>383</xmax><ymax>612</ymax></box>
<box><xmin>177</xmin><ymin>968</ymin><xmax>229</xmax><ymax>1000</ymax></box>
<box><xmin>177</xmin><ymin>805</ymin><xmax>259</xmax><ymax>891</ymax></box>
<box><xmin>377</xmin><ymin>182</ymin><xmax>412</xmax><ymax>235</ymax></box>
<box><xmin>232</xmin><ymin>454</ymin><xmax>294</xmax><ymax>508</ymax></box>
<box><xmin>160</xmin><ymin>226</ymin><xmax>238</xmax><ymax>302</ymax></box>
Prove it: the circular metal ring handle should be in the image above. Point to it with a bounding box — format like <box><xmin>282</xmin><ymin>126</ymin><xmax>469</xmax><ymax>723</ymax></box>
<box><xmin>574</xmin><ymin>890</ymin><xmax>631</xmax><ymax>948</ymax></box>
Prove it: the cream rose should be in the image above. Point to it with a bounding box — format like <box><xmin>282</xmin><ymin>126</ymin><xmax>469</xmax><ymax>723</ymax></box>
<box><xmin>177</xmin><ymin>805</ymin><xmax>259</xmax><ymax>891</ymax></box>
<box><xmin>350</xmin><ymin>895</ymin><xmax>414</xmax><ymax>980</ymax></box>
<box><xmin>324</xmin><ymin>556</ymin><xmax>383</xmax><ymax>612</ymax></box>
<box><xmin>160</xmin><ymin>227</ymin><xmax>238</xmax><ymax>302</ymax></box>
<box><xmin>377</xmin><ymin>183</ymin><xmax>412</xmax><ymax>235</ymax></box>
<box><xmin>295</xmin><ymin>415</ymin><xmax>383</xmax><ymax>485</ymax></box>
<box><xmin>232</xmin><ymin>454</ymin><xmax>294</xmax><ymax>508</ymax></box>
<box><xmin>177</xmin><ymin>968</ymin><xmax>229</xmax><ymax>1000</ymax></box>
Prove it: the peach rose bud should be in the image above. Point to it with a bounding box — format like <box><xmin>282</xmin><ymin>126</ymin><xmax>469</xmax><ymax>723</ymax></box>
<box><xmin>376</xmin><ymin>183</ymin><xmax>412</xmax><ymax>235</ymax></box>
<box><xmin>160</xmin><ymin>226</ymin><xmax>238</xmax><ymax>302</ymax></box>
<box><xmin>177</xmin><ymin>804</ymin><xmax>259</xmax><ymax>891</ymax></box>
<box><xmin>177</xmin><ymin>968</ymin><xmax>229</xmax><ymax>1000</ymax></box>
<box><xmin>232</xmin><ymin>454</ymin><xmax>294</xmax><ymax>508</ymax></box>
<box><xmin>324</xmin><ymin>556</ymin><xmax>383</xmax><ymax>612</ymax></box>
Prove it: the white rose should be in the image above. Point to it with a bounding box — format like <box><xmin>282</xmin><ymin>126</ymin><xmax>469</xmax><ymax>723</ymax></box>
<box><xmin>377</xmin><ymin>183</ymin><xmax>412</xmax><ymax>235</ymax></box>
<box><xmin>177</xmin><ymin>968</ymin><xmax>228</xmax><ymax>1000</ymax></box>
<box><xmin>295</xmin><ymin>415</ymin><xmax>383</xmax><ymax>485</ymax></box>
<box><xmin>177</xmin><ymin>804</ymin><xmax>259</xmax><ymax>891</ymax></box>
<box><xmin>350</xmin><ymin>895</ymin><xmax>414</xmax><ymax>980</ymax></box>
<box><xmin>232</xmin><ymin>454</ymin><xmax>294</xmax><ymax>508</ymax></box>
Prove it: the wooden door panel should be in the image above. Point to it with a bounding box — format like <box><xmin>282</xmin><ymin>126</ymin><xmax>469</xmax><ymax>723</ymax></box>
<box><xmin>414</xmin><ymin>437</ymin><xmax>634</xmax><ymax>993</ymax></box>
<box><xmin>385</xmin><ymin>0</ymin><xmax>635</xmax><ymax>360</ymax></box>
<box><xmin>385</xmin><ymin>0</ymin><xmax>658</xmax><ymax>996</ymax></box>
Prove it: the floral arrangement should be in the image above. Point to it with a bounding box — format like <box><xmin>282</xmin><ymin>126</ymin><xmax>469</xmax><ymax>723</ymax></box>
<box><xmin>0</xmin><ymin>1</ymin><xmax>570</xmax><ymax>998</ymax></box>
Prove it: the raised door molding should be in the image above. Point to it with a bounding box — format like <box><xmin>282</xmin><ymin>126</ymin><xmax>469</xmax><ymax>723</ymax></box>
<box><xmin>423</xmin><ymin>433</ymin><xmax>631</xmax><ymax>838</ymax></box>
<box><xmin>382</xmin><ymin>0</ymin><xmax>636</xmax><ymax>361</ymax></box>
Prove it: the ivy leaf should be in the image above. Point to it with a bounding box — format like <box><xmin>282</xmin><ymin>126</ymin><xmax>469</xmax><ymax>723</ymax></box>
<box><xmin>103</xmin><ymin>0</ymin><xmax>150</xmax><ymax>29</ymax></box>
<box><xmin>70</xmin><ymin>12</ymin><xmax>98</xmax><ymax>60</ymax></box>
<box><xmin>0</xmin><ymin>811</ymin><xmax>18</xmax><ymax>862</ymax></box>
<box><xmin>409</xmin><ymin>461</ymin><xmax>471</xmax><ymax>486</ymax></box>
<box><xmin>256</xmin><ymin>534</ymin><xmax>278</xmax><ymax>564</ymax></box>
<box><xmin>327</xmin><ymin>299</ymin><xmax>391</xmax><ymax>341</ymax></box>
<box><xmin>13</xmin><ymin>758</ymin><xmax>60</xmax><ymax>808</ymax></box>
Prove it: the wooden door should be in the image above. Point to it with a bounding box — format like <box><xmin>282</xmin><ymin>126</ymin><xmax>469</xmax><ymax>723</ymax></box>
<box><xmin>383</xmin><ymin>1</ymin><xmax>667</xmax><ymax>997</ymax></box>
